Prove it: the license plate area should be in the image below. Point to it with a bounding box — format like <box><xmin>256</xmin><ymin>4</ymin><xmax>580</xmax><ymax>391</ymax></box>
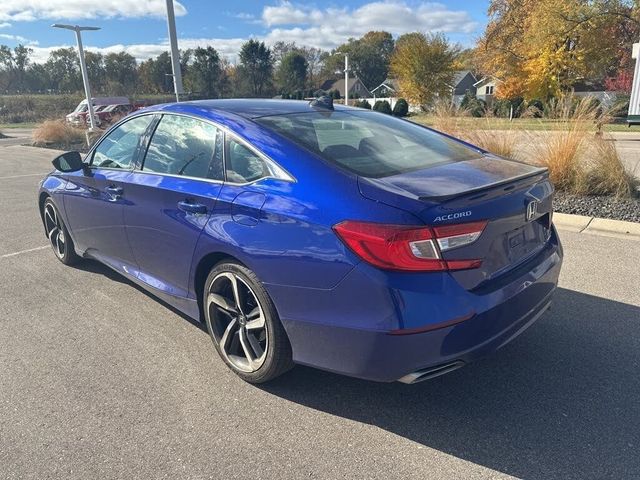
<box><xmin>506</xmin><ymin>214</ymin><xmax>550</xmax><ymax>263</ymax></box>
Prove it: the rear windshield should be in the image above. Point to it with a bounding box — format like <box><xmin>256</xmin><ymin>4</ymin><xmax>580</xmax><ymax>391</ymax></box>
<box><xmin>255</xmin><ymin>110</ymin><xmax>480</xmax><ymax>178</ymax></box>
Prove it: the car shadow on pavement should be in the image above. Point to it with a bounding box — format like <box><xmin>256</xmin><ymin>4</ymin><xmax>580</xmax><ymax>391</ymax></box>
<box><xmin>73</xmin><ymin>259</ymin><xmax>206</xmax><ymax>332</ymax></box>
<box><xmin>261</xmin><ymin>288</ymin><xmax>640</xmax><ymax>480</ymax></box>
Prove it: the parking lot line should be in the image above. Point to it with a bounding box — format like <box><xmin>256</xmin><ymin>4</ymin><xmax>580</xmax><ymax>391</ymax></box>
<box><xmin>0</xmin><ymin>173</ymin><xmax>47</xmax><ymax>180</ymax></box>
<box><xmin>0</xmin><ymin>245</ymin><xmax>49</xmax><ymax>259</ymax></box>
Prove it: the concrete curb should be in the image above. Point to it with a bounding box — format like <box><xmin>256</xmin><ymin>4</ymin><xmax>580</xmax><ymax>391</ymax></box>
<box><xmin>554</xmin><ymin>212</ymin><xmax>640</xmax><ymax>240</ymax></box>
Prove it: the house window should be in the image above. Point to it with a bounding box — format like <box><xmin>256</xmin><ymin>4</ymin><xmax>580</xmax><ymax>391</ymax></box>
<box><xmin>486</xmin><ymin>85</ymin><xmax>495</xmax><ymax>95</ymax></box>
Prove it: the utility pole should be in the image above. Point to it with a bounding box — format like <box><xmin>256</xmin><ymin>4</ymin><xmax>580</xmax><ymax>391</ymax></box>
<box><xmin>51</xmin><ymin>24</ymin><xmax>100</xmax><ymax>130</ymax></box>
<box><xmin>165</xmin><ymin>0</ymin><xmax>183</xmax><ymax>102</ymax></box>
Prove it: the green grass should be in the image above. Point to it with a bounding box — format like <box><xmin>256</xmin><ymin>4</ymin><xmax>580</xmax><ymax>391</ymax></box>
<box><xmin>409</xmin><ymin>115</ymin><xmax>633</xmax><ymax>132</ymax></box>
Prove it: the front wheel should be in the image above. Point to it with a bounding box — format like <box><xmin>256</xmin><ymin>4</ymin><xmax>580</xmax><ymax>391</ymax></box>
<box><xmin>204</xmin><ymin>261</ymin><xmax>293</xmax><ymax>383</ymax></box>
<box><xmin>43</xmin><ymin>198</ymin><xmax>81</xmax><ymax>266</ymax></box>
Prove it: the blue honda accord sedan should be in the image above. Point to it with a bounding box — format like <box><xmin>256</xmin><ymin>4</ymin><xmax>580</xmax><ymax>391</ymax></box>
<box><xmin>38</xmin><ymin>98</ymin><xmax>562</xmax><ymax>384</ymax></box>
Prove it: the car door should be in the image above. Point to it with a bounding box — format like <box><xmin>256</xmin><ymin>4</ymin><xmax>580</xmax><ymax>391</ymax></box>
<box><xmin>123</xmin><ymin>113</ymin><xmax>224</xmax><ymax>298</ymax></box>
<box><xmin>63</xmin><ymin>114</ymin><xmax>154</xmax><ymax>271</ymax></box>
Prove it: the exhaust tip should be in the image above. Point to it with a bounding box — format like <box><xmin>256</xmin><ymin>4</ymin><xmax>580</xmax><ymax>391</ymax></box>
<box><xmin>397</xmin><ymin>361</ymin><xmax>465</xmax><ymax>384</ymax></box>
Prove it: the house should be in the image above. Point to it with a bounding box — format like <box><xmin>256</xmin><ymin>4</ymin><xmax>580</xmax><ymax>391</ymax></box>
<box><xmin>451</xmin><ymin>71</ymin><xmax>478</xmax><ymax>106</ymax></box>
<box><xmin>370</xmin><ymin>78</ymin><xmax>399</xmax><ymax>97</ymax></box>
<box><xmin>319</xmin><ymin>76</ymin><xmax>372</xmax><ymax>98</ymax></box>
<box><xmin>474</xmin><ymin>76</ymin><xmax>501</xmax><ymax>106</ymax></box>
<box><xmin>573</xmin><ymin>81</ymin><xmax>617</xmax><ymax>108</ymax></box>
<box><xmin>371</xmin><ymin>71</ymin><xmax>478</xmax><ymax>105</ymax></box>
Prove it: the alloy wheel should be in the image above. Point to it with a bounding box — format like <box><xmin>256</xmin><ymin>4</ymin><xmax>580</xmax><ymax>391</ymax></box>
<box><xmin>44</xmin><ymin>203</ymin><xmax>66</xmax><ymax>259</ymax></box>
<box><xmin>207</xmin><ymin>272</ymin><xmax>268</xmax><ymax>372</ymax></box>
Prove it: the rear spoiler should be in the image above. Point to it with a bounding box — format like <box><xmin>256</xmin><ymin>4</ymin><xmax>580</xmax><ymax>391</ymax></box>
<box><xmin>419</xmin><ymin>168</ymin><xmax>548</xmax><ymax>203</ymax></box>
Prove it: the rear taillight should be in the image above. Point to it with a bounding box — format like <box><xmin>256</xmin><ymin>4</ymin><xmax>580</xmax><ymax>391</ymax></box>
<box><xmin>333</xmin><ymin>220</ymin><xmax>486</xmax><ymax>272</ymax></box>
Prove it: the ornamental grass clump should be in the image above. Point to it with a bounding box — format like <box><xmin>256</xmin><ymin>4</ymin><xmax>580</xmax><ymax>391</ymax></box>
<box><xmin>532</xmin><ymin>96</ymin><xmax>597</xmax><ymax>192</ymax></box>
<box><xmin>32</xmin><ymin>120</ymin><xmax>86</xmax><ymax>148</ymax></box>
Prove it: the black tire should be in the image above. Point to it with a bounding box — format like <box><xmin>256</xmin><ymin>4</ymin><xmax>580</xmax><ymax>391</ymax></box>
<box><xmin>203</xmin><ymin>261</ymin><xmax>294</xmax><ymax>383</ymax></box>
<box><xmin>43</xmin><ymin>198</ymin><xmax>81</xmax><ymax>266</ymax></box>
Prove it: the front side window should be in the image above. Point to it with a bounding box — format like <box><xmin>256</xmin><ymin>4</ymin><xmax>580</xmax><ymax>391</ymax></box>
<box><xmin>256</xmin><ymin>111</ymin><xmax>480</xmax><ymax>178</ymax></box>
<box><xmin>142</xmin><ymin>114</ymin><xmax>223</xmax><ymax>181</ymax></box>
<box><xmin>91</xmin><ymin>115</ymin><xmax>153</xmax><ymax>169</ymax></box>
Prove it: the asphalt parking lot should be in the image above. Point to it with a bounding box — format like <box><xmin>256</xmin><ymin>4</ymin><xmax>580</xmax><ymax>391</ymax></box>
<box><xmin>1</xmin><ymin>143</ymin><xmax>639</xmax><ymax>480</ymax></box>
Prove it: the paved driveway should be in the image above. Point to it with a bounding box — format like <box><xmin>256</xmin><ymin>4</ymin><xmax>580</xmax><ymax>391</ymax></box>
<box><xmin>1</xmin><ymin>145</ymin><xmax>639</xmax><ymax>479</ymax></box>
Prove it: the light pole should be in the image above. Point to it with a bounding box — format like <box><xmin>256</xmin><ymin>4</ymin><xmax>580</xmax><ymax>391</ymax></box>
<box><xmin>334</xmin><ymin>54</ymin><xmax>350</xmax><ymax>105</ymax></box>
<box><xmin>52</xmin><ymin>24</ymin><xmax>100</xmax><ymax>130</ymax></box>
<box><xmin>628</xmin><ymin>41</ymin><xmax>640</xmax><ymax>125</ymax></box>
<box><xmin>165</xmin><ymin>0</ymin><xmax>184</xmax><ymax>102</ymax></box>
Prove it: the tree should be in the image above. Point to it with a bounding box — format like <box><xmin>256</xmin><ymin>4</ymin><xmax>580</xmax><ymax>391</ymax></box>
<box><xmin>44</xmin><ymin>48</ymin><xmax>81</xmax><ymax>93</ymax></box>
<box><xmin>84</xmin><ymin>51</ymin><xmax>106</xmax><ymax>93</ymax></box>
<box><xmin>104</xmin><ymin>52</ymin><xmax>137</xmax><ymax>94</ymax></box>
<box><xmin>0</xmin><ymin>44</ymin><xmax>34</xmax><ymax>93</ymax></box>
<box><xmin>477</xmin><ymin>0</ymin><xmax>640</xmax><ymax>100</ymax></box>
<box><xmin>390</xmin><ymin>33</ymin><xmax>460</xmax><ymax>108</ymax></box>
<box><xmin>276</xmin><ymin>51</ymin><xmax>308</xmax><ymax>94</ymax></box>
<box><xmin>238</xmin><ymin>39</ymin><xmax>273</xmax><ymax>96</ymax></box>
<box><xmin>185</xmin><ymin>46</ymin><xmax>222</xmax><ymax>98</ymax></box>
<box><xmin>137</xmin><ymin>52</ymin><xmax>173</xmax><ymax>93</ymax></box>
<box><xmin>321</xmin><ymin>31</ymin><xmax>394</xmax><ymax>90</ymax></box>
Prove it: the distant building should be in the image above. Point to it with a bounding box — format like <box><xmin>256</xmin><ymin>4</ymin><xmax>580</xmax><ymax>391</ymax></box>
<box><xmin>450</xmin><ymin>71</ymin><xmax>478</xmax><ymax>106</ymax></box>
<box><xmin>573</xmin><ymin>81</ymin><xmax>617</xmax><ymax>108</ymax></box>
<box><xmin>371</xmin><ymin>71</ymin><xmax>478</xmax><ymax>105</ymax></box>
<box><xmin>474</xmin><ymin>76</ymin><xmax>501</xmax><ymax>106</ymax></box>
<box><xmin>319</xmin><ymin>77</ymin><xmax>372</xmax><ymax>98</ymax></box>
<box><xmin>370</xmin><ymin>78</ymin><xmax>399</xmax><ymax>97</ymax></box>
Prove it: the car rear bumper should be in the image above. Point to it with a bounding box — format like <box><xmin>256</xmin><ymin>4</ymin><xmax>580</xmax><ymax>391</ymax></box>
<box><xmin>274</xmin><ymin>228</ymin><xmax>563</xmax><ymax>383</ymax></box>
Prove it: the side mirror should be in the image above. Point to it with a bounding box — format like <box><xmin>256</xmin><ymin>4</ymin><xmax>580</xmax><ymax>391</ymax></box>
<box><xmin>52</xmin><ymin>151</ymin><xmax>88</xmax><ymax>174</ymax></box>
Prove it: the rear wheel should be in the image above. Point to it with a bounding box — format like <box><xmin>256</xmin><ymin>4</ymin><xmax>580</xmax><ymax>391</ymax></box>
<box><xmin>43</xmin><ymin>198</ymin><xmax>80</xmax><ymax>266</ymax></box>
<box><xmin>204</xmin><ymin>261</ymin><xmax>293</xmax><ymax>383</ymax></box>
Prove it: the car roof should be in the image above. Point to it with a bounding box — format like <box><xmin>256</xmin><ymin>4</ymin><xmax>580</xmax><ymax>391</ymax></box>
<box><xmin>142</xmin><ymin>98</ymin><xmax>353</xmax><ymax>120</ymax></box>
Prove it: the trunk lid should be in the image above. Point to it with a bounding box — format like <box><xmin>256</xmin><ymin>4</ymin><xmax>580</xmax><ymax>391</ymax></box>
<box><xmin>358</xmin><ymin>155</ymin><xmax>554</xmax><ymax>290</ymax></box>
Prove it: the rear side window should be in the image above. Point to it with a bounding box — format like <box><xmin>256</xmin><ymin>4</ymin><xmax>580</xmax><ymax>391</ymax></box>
<box><xmin>142</xmin><ymin>114</ymin><xmax>223</xmax><ymax>181</ymax></box>
<box><xmin>91</xmin><ymin>115</ymin><xmax>153</xmax><ymax>169</ymax></box>
<box><xmin>225</xmin><ymin>137</ymin><xmax>272</xmax><ymax>183</ymax></box>
<box><xmin>256</xmin><ymin>111</ymin><xmax>480</xmax><ymax>178</ymax></box>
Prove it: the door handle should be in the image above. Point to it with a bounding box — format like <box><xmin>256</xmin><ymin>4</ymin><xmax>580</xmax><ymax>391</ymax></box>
<box><xmin>178</xmin><ymin>200</ymin><xmax>207</xmax><ymax>215</ymax></box>
<box><xmin>105</xmin><ymin>185</ymin><xmax>123</xmax><ymax>194</ymax></box>
<box><xmin>105</xmin><ymin>185</ymin><xmax>123</xmax><ymax>199</ymax></box>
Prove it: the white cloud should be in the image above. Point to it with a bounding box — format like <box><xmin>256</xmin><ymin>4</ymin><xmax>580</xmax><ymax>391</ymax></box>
<box><xmin>0</xmin><ymin>22</ymin><xmax>11</xmax><ymax>28</ymax></box>
<box><xmin>28</xmin><ymin>37</ymin><xmax>248</xmax><ymax>63</ymax></box>
<box><xmin>0</xmin><ymin>33</ymin><xmax>38</xmax><ymax>45</ymax></box>
<box><xmin>0</xmin><ymin>0</ymin><xmax>187</xmax><ymax>22</ymax></box>
<box><xmin>260</xmin><ymin>1</ymin><xmax>477</xmax><ymax>46</ymax></box>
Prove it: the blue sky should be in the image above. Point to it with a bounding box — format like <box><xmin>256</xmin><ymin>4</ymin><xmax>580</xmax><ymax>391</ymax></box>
<box><xmin>0</xmin><ymin>1</ymin><xmax>489</xmax><ymax>63</ymax></box>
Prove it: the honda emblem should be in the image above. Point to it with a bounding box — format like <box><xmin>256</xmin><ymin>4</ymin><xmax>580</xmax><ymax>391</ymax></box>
<box><xmin>526</xmin><ymin>200</ymin><xmax>538</xmax><ymax>221</ymax></box>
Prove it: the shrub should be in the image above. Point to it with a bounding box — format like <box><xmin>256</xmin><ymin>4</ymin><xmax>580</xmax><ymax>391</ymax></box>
<box><xmin>492</xmin><ymin>97</ymin><xmax>524</xmax><ymax>118</ymax></box>
<box><xmin>392</xmin><ymin>98</ymin><xmax>409</xmax><ymax>117</ymax></box>
<box><xmin>373</xmin><ymin>100</ymin><xmax>392</xmax><ymax>114</ymax></box>
<box><xmin>353</xmin><ymin>99</ymin><xmax>371</xmax><ymax>109</ymax></box>
<box><xmin>460</xmin><ymin>91</ymin><xmax>486</xmax><ymax>117</ymax></box>
<box><xmin>32</xmin><ymin>120</ymin><xmax>87</xmax><ymax>148</ymax></box>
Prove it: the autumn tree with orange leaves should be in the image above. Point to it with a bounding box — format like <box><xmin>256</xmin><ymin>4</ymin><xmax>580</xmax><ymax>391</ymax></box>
<box><xmin>477</xmin><ymin>0</ymin><xmax>640</xmax><ymax>100</ymax></box>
